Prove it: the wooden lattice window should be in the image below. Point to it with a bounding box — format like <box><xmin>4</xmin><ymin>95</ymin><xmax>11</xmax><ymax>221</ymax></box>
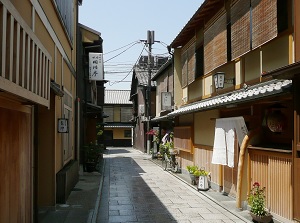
<box><xmin>174</xmin><ymin>126</ymin><xmax>193</xmax><ymax>153</ymax></box>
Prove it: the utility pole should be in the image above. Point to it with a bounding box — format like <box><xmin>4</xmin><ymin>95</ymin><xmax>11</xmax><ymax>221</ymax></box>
<box><xmin>146</xmin><ymin>30</ymin><xmax>154</xmax><ymax>154</ymax></box>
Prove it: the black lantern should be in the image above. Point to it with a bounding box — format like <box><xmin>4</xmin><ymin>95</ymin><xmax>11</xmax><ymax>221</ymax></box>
<box><xmin>213</xmin><ymin>72</ymin><xmax>235</xmax><ymax>89</ymax></box>
<box><xmin>213</xmin><ymin>72</ymin><xmax>225</xmax><ymax>89</ymax></box>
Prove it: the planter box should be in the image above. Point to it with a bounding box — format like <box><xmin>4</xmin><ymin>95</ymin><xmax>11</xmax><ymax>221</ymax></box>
<box><xmin>249</xmin><ymin>212</ymin><xmax>273</xmax><ymax>223</ymax></box>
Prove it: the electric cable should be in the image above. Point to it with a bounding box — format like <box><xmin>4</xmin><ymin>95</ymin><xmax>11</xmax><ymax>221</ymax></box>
<box><xmin>108</xmin><ymin>44</ymin><xmax>146</xmax><ymax>86</ymax></box>
<box><xmin>104</xmin><ymin>41</ymin><xmax>139</xmax><ymax>63</ymax></box>
<box><xmin>104</xmin><ymin>40</ymin><xmax>140</xmax><ymax>55</ymax></box>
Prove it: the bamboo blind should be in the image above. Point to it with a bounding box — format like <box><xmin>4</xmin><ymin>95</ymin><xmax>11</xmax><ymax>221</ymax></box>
<box><xmin>204</xmin><ymin>12</ymin><xmax>227</xmax><ymax>74</ymax></box>
<box><xmin>181</xmin><ymin>51</ymin><xmax>187</xmax><ymax>87</ymax></box>
<box><xmin>251</xmin><ymin>0</ymin><xmax>277</xmax><ymax>49</ymax></box>
<box><xmin>187</xmin><ymin>43</ymin><xmax>196</xmax><ymax>85</ymax></box>
<box><xmin>231</xmin><ymin>0</ymin><xmax>251</xmax><ymax>60</ymax></box>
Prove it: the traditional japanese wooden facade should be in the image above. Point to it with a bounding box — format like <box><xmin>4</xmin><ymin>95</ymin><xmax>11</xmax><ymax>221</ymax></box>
<box><xmin>77</xmin><ymin>23</ymin><xmax>105</xmax><ymax>167</ymax></box>
<box><xmin>168</xmin><ymin>0</ymin><xmax>299</xmax><ymax>222</ymax></box>
<box><xmin>0</xmin><ymin>0</ymin><xmax>79</xmax><ymax>221</ymax></box>
<box><xmin>103</xmin><ymin>89</ymin><xmax>133</xmax><ymax>147</ymax></box>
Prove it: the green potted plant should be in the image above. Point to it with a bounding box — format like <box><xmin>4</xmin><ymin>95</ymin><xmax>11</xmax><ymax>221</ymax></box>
<box><xmin>186</xmin><ymin>165</ymin><xmax>198</xmax><ymax>185</ymax></box>
<box><xmin>83</xmin><ymin>142</ymin><xmax>103</xmax><ymax>172</ymax></box>
<box><xmin>247</xmin><ymin>182</ymin><xmax>273</xmax><ymax>223</ymax></box>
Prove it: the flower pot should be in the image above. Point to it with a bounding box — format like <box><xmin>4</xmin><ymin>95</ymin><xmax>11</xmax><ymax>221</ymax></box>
<box><xmin>249</xmin><ymin>212</ymin><xmax>273</xmax><ymax>223</ymax></box>
<box><xmin>189</xmin><ymin>173</ymin><xmax>196</xmax><ymax>185</ymax></box>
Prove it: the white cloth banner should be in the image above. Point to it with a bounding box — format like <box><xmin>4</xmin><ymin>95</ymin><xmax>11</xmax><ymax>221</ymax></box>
<box><xmin>211</xmin><ymin>117</ymin><xmax>248</xmax><ymax>168</ymax></box>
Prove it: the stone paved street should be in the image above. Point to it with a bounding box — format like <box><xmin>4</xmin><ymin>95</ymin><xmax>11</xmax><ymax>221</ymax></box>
<box><xmin>97</xmin><ymin>147</ymin><xmax>250</xmax><ymax>223</ymax></box>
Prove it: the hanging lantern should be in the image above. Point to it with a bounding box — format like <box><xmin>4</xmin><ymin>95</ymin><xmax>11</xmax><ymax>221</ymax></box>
<box><xmin>266</xmin><ymin>110</ymin><xmax>286</xmax><ymax>133</ymax></box>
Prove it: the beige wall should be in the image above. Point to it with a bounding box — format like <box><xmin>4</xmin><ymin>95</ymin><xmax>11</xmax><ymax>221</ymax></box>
<box><xmin>194</xmin><ymin>109</ymin><xmax>219</xmax><ymax>146</ymax></box>
<box><xmin>188</xmin><ymin>78</ymin><xmax>202</xmax><ymax>101</ymax></box>
<box><xmin>11</xmin><ymin>0</ymin><xmax>32</xmax><ymax>28</ymax></box>
<box><xmin>38</xmin><ymin>0</ymin><xmax>75</xmax><ymax>61</ymax></box>
<box><xmin>204</xmin><ymin>76</ymin><xmax>213</xmax><ymax>96</ymax></box>
<box><xmin>262</xmin><ymin>35</ymin><xmax>289</xmax><ymax>72</ymax></box>
<box><xmin>245</xmin><ymin>49</ymin><xmax>261</xmax><ymax>82</ymax></box>
<box><xmin>81</xmin><ymin>29</ymin><xmax>100</xmax><ymax>43</ymax></box>
<box><xmin>114</xmin><ymin>128</ymin><xmax>131</xmax><ymax>139</ymax></box>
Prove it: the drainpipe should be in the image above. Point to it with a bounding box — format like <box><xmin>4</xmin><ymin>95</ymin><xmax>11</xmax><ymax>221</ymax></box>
<box><xmin>236</xmin><ymin>127</ymin><xmax>261</xmax><ymax>209</ymax></box>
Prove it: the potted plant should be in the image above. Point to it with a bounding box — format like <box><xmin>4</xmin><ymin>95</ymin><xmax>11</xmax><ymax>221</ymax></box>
<box><xmin>83</xmin><ymin>142</ymin><xmax>104</xmax><ymax>172</ymax></box>
<box><xmin>247</xmin><ymin>182</ymin><xmax>273</xmax><ymax>223</ymax></box>
<box><xmin>195</xmin><ymin>167</ymin><xmax>209</xmax><ymax>191</ymax></box>
<box><xmin>186</xmin><ymin>165</ymin><xmax>198</xmax><ymax>185</ymax></box>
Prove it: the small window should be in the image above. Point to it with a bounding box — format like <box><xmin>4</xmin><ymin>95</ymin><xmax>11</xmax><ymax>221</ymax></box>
<box><xmin>124</xmin><ymin>130</ymin><xmax>131</xmax><ymax>138</ymax></box>
<box><xmin>195</xmin><ymin>45</ymin><xmax>204</xmax><ymax>79</ymax></box>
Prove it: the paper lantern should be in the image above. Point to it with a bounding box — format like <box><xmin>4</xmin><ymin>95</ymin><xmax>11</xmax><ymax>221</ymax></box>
<box><xmin>266</xmin><ymin>110</ymin><xmax>286</xmax><ymax>133</ymax></box>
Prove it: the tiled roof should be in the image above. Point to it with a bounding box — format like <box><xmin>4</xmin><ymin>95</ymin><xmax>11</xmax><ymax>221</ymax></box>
<box><xmin>169</xmin><ymin>79</ymin><xmax>292</xmax><ymax>117</ymax></box>
<box><xmin>105</xmin><ymin>90</ymin><xmax>132</xmax><ymax>104</ymax></box>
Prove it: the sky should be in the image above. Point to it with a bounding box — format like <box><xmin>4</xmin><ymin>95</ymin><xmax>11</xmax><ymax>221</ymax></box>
<box><xmin>79</xmin><ymin>1</ymin><xmax>204</xmax><ymax>90</ymax></box>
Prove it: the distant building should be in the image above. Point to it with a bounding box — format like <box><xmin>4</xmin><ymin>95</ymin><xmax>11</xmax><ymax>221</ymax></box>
<box><xmin>103</xmin><ymin>90</ymin><xmax>133</xmax><ymax>147</ymax></box>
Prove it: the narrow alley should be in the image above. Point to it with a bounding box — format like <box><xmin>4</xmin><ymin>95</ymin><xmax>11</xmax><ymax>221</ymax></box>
<box><xmin>97</xmin><ymin>147</ymin><xmax>251</xmax><ymax>223</ymax></box>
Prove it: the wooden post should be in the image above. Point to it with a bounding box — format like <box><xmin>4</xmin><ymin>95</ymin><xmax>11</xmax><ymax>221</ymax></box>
<box><xmin>236</xmin><ymin>128</ymin><xmax>261</xmax><ymax>209</ymax></box>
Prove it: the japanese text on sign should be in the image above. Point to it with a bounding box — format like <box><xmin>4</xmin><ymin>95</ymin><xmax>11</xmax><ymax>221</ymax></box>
<box><xmin>89</xmin><ymin>53</ymin><xmax>104</xmax><ymax>80</ymax></box>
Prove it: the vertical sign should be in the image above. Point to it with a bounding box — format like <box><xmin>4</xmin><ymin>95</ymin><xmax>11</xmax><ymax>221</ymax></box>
<box><xmin>89</xmin><ymin>53</ymin><xmax>104</xmax><ymax>80</ymax></box>
<box><xmin>161</xmin><ymin>92</ymin><xmax>172</xmax><ymax>111</ymax></box>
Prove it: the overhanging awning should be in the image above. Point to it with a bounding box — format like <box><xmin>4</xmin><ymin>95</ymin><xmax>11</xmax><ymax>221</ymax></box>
<box><xmin>86</xmin><ymin>103</ymin><xmax>102</xmax><ymax>118</ymax></box>
<box><xmin>168</xmin><ymin>79</ymin><xmax>292</xmax><ymax>117</ymax></box>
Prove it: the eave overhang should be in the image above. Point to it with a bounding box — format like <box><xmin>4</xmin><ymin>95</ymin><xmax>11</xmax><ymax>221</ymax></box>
<box><xmin>168</xmin><ymin>79</ymin><xmax>292</xmax><ymax>117</ymax></box>
<box><xmin>170</xmin><ymin>0</ymin><xmax>224</xmax><ymax>48</ymax></box>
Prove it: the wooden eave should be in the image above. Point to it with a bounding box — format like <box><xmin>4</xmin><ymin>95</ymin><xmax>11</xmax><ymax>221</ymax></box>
<box><xmin>170</xmin><ymin>0</ymin><xmax>225</xmax><ymax>48</ymax></box>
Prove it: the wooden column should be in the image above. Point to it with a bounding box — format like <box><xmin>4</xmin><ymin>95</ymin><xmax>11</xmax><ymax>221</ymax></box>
<box><xmin>293</xmin><ymin>76</ymin><xmax>300</xmax><ymax>221</ymax></box>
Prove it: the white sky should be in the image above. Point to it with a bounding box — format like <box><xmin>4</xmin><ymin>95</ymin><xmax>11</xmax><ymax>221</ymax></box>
<box><xmin>79</xmin><ymin>1</ymin><xmax>204</xmax><ymax>90</ymax></box>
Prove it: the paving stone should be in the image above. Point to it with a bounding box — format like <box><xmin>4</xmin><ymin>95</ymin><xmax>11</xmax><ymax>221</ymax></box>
<box><xmin>96</xmin><ymin>147</ymin><xmax>251</xmax><ymax>223</ymax></box>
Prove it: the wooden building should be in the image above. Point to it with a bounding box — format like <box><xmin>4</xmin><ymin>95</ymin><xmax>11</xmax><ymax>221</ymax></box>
<box><xmin>77</xmin><ymin>23</ymin><xmax>105</xmax><ymax>165</ymax></box>
<box><xmin>103</xmin><ymin>90</ymin><xmax>133</xmax><ymax>147</ymax></box>
<box><xmin>130</xmin><ymin>65</ymin><xmax>157</xmax><ymax>153</ymax></box>
<box><xmin>0</xmin><ymin>0</ymin><xmax>79</xmax><ymax>221</ymax></box>
<box><xmin>167</xmin><ymin>0</ymin><xmax>300</xmax><ymax>222</ymax></box>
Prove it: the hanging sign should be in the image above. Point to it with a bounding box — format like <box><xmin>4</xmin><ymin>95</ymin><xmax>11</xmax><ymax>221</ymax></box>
<box><xmin>161</xmin><ymin>92</ymin><xmax>172</xmax><ymax>111</ymax></box>
<box><xmin>89</xmin><ymin>53</ymin><xmax>104</xmax><ymax>80</ymax></box>
<box><xmin>58</xmin><ymin>118</ymin><xmax>69</xmax><ymax>133</ymax></box>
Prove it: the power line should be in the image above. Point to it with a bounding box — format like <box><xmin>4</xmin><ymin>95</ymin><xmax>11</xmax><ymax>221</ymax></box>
<box><xmin>104</xmin><ymin>41</ymin><xmax>140</xmax><ymax>55</ymax></box>
<box><xmin>108</xmin><ymin>44</ymin><xmax>146</xmax><ymax>86</ymax></box>
<box><xmin>104</xmin><ymin>41</ymin><xmax>139</xmax><ymax>63</ymax></box>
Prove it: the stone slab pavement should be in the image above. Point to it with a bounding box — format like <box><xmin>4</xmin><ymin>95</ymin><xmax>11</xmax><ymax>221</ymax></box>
<box><xmin>97</xmin><ymin>147</ymin><xmax>254</xmax><ymax>223</ymax></box>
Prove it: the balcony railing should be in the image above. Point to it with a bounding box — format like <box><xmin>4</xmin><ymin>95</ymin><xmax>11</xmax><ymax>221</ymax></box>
<box><xmin>0</xmin><ymin>0</ymin><xmax>52</xmax><ymax>108</ymax></box>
